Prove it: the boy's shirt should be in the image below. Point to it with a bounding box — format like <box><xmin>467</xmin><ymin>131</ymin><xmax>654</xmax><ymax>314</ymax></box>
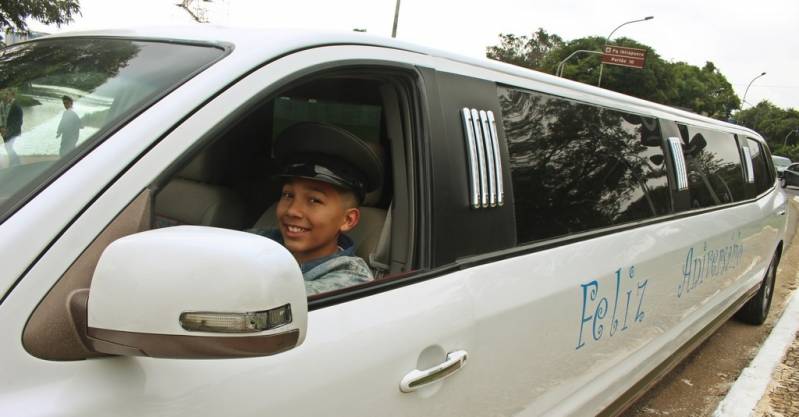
<box><xmin>247</xmin><ymin>228</ymin><xmax>374</xmax><ymax>295</ymax></box>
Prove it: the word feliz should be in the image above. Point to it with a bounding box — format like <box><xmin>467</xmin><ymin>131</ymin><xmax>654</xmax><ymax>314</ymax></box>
<box><xmin>678</xmin><ymin>234</ymin><xmax>744</xmax><ymax>298</ymax></box>
<box><xmin>576</xmin><ymin>266</ymin><xmax>647</xmax><ymax>350</ymax></box>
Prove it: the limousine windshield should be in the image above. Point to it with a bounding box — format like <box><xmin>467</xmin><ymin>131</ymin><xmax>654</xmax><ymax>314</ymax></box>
<box><xmin>0</xmin><ymin>38</ymin><xmax>225</xmax><ymax>223</ymax></box>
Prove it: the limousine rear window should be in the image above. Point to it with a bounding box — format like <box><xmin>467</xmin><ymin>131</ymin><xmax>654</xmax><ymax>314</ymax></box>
<box><xmin>679</xmin><ymin>126</ymin><xmax>746</xmax><ymax>207</ymax></box>
<box><xmin>0</xmin><ymin>38</ymin><xmax>225</xmax><ymax>224</ymax></box>
<box><xmin>747</xmin><ymin>138</ymin><xmax>772</xmax><ymax>195</ymax></box>
<box><xmin>497</xmin><ymin>86</ymin><xmax>669</xmax><ymax>244</ymax></box>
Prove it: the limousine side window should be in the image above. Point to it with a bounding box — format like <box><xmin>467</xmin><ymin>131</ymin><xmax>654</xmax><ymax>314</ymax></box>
<box><xmin>678</xmin><ymin>125</ymin><xmax>746</xmax><ymax>208</ymax></box>
<box><xmin>747</xmin><ymin>137</ymin><xmax>772</xmax><ymax>195</ymax></box>
<box><xmin>497</xmin><ymin>86</ymin><xmax>669</xmax><ymax>244</ymax></box>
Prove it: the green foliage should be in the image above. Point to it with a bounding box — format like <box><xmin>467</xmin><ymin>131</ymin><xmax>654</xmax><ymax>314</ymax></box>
<box><xmin>486</xmin><ymin>30</ymin><xmax>741</xmax><ymax>121</ymax></box>
<box><xmin>486</xmin><ymin>28</ymin><xmax>564</xmax><ymax>71</ymax></box>
<box><xmin>734</xmin><ymin>101</ymin><xmax>799</xmax><ymax>151</ymax></box>
<box><xmin>0</xmin><ymin>38</ymin><xmax>140</xmax><ymax>92</ymax></box>
<box><xmin>668</xmin><ymin>62</ymin><xmax>740</xmax><ymax>119</ymax></box>
<box><xmin>0</xmin><ymin>0</ymin><xmax>80</xmax><ymax>31</ymax></box>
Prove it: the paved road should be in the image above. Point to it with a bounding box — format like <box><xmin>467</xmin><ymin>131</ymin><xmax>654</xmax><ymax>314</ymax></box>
<box><xmin>621</xmin><ymin>187</ymin><xmax>799</xmax><ymax>417</ymax></box>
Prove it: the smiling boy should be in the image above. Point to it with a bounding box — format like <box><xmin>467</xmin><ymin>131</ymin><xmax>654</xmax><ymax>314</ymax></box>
<box><xmin>250</xmin><ymin>122</ymin><xmax>383</xmax><ymax>295</ymax></box>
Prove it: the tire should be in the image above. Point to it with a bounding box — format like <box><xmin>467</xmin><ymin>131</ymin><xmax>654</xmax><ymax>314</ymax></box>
<box><xmin>736</xmin><ymin>251</ymin><xmax>779</xmax><ymax>325</ymax></box>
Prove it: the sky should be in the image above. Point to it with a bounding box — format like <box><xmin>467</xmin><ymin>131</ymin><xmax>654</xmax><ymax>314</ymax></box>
<box><xmin>25</xmin><ymin>0</ymin><xmax>799</xmax><ymax>111</ymax></box>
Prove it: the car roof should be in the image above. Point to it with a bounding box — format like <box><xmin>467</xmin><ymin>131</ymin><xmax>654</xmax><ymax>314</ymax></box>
<box><xmin>38</xmin><ymin>26</ymin><xmax>762</xmax><ymax>140</ymax></box>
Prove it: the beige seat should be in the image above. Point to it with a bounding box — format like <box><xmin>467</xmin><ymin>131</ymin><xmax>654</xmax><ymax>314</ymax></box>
<box><xmin>154</xmin><ymin>148</ymin><xmax>247</xmax><ymax>229</ymax></box>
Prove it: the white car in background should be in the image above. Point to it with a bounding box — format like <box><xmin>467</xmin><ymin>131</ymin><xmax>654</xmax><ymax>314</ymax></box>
<box><xmin>772</xmin><ymin>155</ymin><xmax>792</xmax><ymax>177</ymax></box>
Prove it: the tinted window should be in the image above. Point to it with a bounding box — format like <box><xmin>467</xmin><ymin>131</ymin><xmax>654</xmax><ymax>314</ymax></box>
<box><xmin>747</xmin><ymin>138</ymin><xmax>772</xmax><ymax>194</ymax></box>
<box><xmin>679</xmin><ymin>126</ymin><xmax>745</xmax><ymax>208</ymax></box>
<box><xmin>499</xmin><ymin>86</ymin><xmax>669</xmax><ymax>244</ymax></box>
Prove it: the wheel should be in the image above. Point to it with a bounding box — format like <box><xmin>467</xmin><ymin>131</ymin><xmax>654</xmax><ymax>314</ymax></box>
<box><xmin>736</xmin><ymin>251</ymin><xmax>779</xmax><ymax>325</ymax></box>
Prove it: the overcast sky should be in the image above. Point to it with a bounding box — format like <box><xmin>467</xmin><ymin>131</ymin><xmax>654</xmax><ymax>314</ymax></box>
<box><xmin>27</xmin><ymin>0</ymin><xmax>799</xmax><ymax>110</ymax></box>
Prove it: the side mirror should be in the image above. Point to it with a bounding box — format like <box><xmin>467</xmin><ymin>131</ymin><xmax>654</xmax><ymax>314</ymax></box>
<box><xmin>84</xmin><ymin>226</ymin><xmax>307</xmax><ymax>359</ymax></box>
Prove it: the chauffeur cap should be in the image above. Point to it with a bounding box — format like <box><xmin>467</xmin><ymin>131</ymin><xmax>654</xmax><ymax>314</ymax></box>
<box><xmin>274</xmin><ymin>122</ymin><xmax>383</xmax><ymax>203</ymax></box>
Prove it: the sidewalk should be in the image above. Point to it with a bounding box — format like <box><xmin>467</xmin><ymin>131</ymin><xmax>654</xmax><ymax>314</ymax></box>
<box><xmin>754</xmin><ymin>331</ymin><xmax>799</xmax><ymax>416</ymax></box>
<box><xmin>714</xmin><ymin>288</ymin><xmax>799</xmax><ymax>417</ymax></box>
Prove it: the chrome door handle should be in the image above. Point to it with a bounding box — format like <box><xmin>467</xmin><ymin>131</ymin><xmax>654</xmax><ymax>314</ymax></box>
<box><xmin>399</xmin><ymin>350</ymin><xmax>468</xmax><ymax>393</ymax></box>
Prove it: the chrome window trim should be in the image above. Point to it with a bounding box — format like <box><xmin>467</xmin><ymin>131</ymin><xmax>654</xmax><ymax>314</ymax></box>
<box><xmin>479</xmin><ymin>110</ymin><xmax>498</xmax><ymax>207</ymax></box>
<box><xmin>487</xmin><ymin>111</ymin><xmax>504</xmax><ymax>206</ymax></box>
<box><xmin>668</xmin><ymin>137</ymin><xmax>689</xmax><ymax>190</ymax></box>
<box><xmin>470</xmin><ymin>108</ymin><xmax>489</xmax><ymax>208</ymax></box>
<box><xmin>461</xmin><ymin>108</ymin><xmax>481</xmax><ymax>208</ymax></box>
<box><xmin>742</xmin><ymin>146</ymin><xmax>756</xmax><ymax>183</ymax></box>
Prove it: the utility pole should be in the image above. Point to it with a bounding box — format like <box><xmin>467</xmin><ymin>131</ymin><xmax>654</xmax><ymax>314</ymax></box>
<box><xmin>392</xmin><ymin>0</ymin><xmax>401</xmax><ymax>38</ymax></box>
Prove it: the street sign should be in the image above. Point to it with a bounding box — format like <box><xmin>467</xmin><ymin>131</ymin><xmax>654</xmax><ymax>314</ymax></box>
<box><xmin>602</xmin><ymin>45</ymin><xmax>646</xmax><ymax>69</ymax></box>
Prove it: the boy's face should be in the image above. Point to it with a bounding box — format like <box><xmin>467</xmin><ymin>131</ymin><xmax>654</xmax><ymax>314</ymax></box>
<box><xmin>276</xmin><ymin>177</ymin><xmax>360</xmax><ymax>263</ymax></box>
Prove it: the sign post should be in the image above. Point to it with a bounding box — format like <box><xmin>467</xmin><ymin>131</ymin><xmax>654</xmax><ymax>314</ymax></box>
<box><xmin>601</xmin><ymin>45</ymin><xmax>647</xmax><ymax>69</ymax></box>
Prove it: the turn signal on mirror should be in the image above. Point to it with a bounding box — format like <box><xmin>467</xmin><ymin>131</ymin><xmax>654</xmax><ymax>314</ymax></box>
<box><xmin>179</xmin><ymin>304</ymin><xmax>292</xmax><ymax>333</ymax></box>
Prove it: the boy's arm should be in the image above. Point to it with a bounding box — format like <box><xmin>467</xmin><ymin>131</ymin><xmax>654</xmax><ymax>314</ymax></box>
<box><xmin>304</xmin><ymin>256</ymin><xmax>373</xmax><ymax>296</ymax></box>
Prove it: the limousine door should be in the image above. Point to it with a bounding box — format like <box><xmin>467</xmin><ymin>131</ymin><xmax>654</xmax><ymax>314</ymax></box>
<box><xmin>1</xmin><ymin>45</ymin><xmax>483</xmax><ymax>417</ymax></box>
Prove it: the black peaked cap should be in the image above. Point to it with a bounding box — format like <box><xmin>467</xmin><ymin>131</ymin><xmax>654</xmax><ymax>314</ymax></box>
<box><xmin>274</xmin><ymin>122</ymin><xmax>383</xmax><ymax>200</ymax></box>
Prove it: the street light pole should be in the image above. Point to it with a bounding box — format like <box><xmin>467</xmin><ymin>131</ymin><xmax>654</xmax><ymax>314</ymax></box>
<box><xmin>784</xmin><ymin>129</ymin><xmax>798</xmax><ymax>146</ymax></box>
<box><xmin>597</xmin><ymin>16</ymin><xmax>653</xmax><ymax>87</ymax></box>
<box><xmin>392</xmin><ymin>0</ymin><xmax>401</xmax><ymax>38</ymax></box>
<box><xmin>557</xmin><ymin>50</ymin><xmax>602</xmax><ymax>77</ymax></box>
<box><xmin>742</xmin><ymin>72</ymin><xmax>767</xmax><ymax>107</ymax></box>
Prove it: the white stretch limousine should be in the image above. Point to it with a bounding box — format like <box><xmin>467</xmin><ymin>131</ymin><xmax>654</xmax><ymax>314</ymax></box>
<box><xmin>0</xmin><ymin>27</ymin><xmax>786</xmax><ymax>417</ymax></box>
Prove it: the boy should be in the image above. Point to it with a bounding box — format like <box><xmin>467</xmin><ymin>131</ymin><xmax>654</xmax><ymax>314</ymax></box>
<box><xmin>250</xmin><ymin>122</ymin><xmax>383</xmax><ymax>295</ymax></box>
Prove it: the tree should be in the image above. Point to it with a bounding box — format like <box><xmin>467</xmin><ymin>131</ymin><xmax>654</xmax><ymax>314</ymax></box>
<box><xmin>486</xmin><ymin>28</ymin><xmax>564</xmax><ymax>71</ymax></box>
<box><xmin>735</xmin><ymin>101</ymin><xmax>799</xmax><ymax>157</ymax></box>
<box><xmin>667</xmin><ymin>62</ymin><xmax>740</xmax><ymax>120</ymax></box>
<box><xmin>486</xmin><ymin>30</ymin><xmax>741</xmax><ymax>120</ymax></box>
<box><xmin>0</xmin><ymin>0</ymin><xmax>80</xmax><ymax>32</ymax></box>
<box><xmin>540</xmin><ymin>36</ymin><xmax>677</xmax><ymax>106</ymax></box>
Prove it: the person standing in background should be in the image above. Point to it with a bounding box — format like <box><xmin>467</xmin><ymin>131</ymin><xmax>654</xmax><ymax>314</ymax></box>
<box><xmin>1</xmin><ymin>89</ymin><xmax>22</xmax><ymax>166</ymax></box>
<box><xmin>57</xmin><ymin>95</ymin><xmax>81</xmax><ymax>156</ymax></box>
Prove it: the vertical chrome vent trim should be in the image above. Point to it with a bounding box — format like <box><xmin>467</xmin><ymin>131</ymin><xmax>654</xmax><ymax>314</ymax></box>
<box><xmin>479</xmin><ymin>110</ymin><xmax>497</xmax><ymax>207</ymax></box>
<box><xmin>486</xmin><ymin>111</ymin><xmax>504</xmax><ymax>206</ymax></box>
<box><xmin>668</xmin><ymin>137</ymin><xmax>689</xmax><ymax>191</ymax></box>
<box><xmin>461</xmin><ymin>108</ymin><xmax>481</xmax><ymax>208</ymax></box>
<box><xmin>742</xmin><ymin>146</ymin><xmax>755</xmax><ymax>183</ymax></box>
<box><xmin>470</xmin><ymin>108</ymin><xmax>489</xmax><ymax>208</ymax></box>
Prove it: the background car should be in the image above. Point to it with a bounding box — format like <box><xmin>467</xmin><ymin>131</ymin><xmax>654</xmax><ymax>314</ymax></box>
<box><xmin>772</xmin><ymin>155</ymin><xmax>792</xmax><ymax>178</ymax></box>
<box><xmin>783</xmin><ymin>162</ymin><xmax>799</xmax><ymax>188</ymax></box>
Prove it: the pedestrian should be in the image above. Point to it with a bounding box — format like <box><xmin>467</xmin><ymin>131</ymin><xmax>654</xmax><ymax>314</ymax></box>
<box><xmin>1</xmin><ymin>89</ymin><xmax>22</xmax><ymax>166</ymax></box>
<box><xmin>56</xmin><ymin>95</ymin><xmax>81</xmax><ymax>156</ymax></box>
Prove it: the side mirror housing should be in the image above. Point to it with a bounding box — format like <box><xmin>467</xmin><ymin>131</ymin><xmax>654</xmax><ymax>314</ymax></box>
<box><xmin>85</xmin><ymin>226</ymin><xmax>307</xmax><ymax>359</ymax></box>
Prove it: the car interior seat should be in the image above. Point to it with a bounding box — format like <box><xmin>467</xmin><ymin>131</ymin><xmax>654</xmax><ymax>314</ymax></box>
<box><xmin>154</xmin><ymin>144</ymin><xmax>248</xmax><ymax>229</ymax></box>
